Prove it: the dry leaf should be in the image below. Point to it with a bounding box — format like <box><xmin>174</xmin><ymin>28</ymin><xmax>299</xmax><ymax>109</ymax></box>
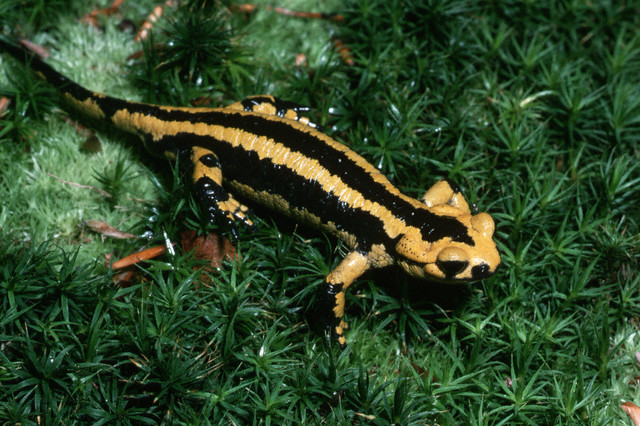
<box><xmin>135</xmin><ymin>1</ymin><xmax>176</xmax><ymax>41</ymax></box>
<box><xmin>112</xmin><ymin>244</ymin><xmax>170</xmax><ymax>269</ymax></box>
<box><xmin>190</xmin><ymin>97</ymin><xmax>213</xmax><ymax>107</ymax></box>
<box><xmin>49</xmin><ymin>174</ymin><xmax>112</xmax><ymax>198</ymax></box>
<box><xmin>18</xmin><ymin>39</ymin><xmax>49</xmax><ymax>58</ymax></box>
<box><xmin>181</xmin><ymin>230</ymin><xmax>237</xmax><ymax>269</ymax></box>
<box><xmin>0</xmin><ymin>97</ymin><xmax>10</xmax><ymax>117</ymax></box>
<box><xmin>85</xmin><ymin>220</ymin><xmax>137</xmax><ymax>239</ymax></box>
<box><xmin>622</xmin><ymin>401</ymin><xmax>640</xmax><ymax>425</ymax></box>
<box><xmin>295</xmin><ymin>54</ymin><xmax>307</xmax><ymax>67</ymax></box>
<box><xmin>81</xmin><ymin>0</ymin><xmax>124</xmax><ymax>27</ymax></box>
<box><xmin>113</xmin><ymin>270</ymin><xmax>137</xmax><ymax>287</ymax></box>
<box><xmin>332</xmin><ymin>38</ymin><xmax>354</xmax><ymax>66</ymax></box>
<box><xmin>81</xmin><ymin>134</ymin><xmax>103</xmax><ymax>153</ymax></box>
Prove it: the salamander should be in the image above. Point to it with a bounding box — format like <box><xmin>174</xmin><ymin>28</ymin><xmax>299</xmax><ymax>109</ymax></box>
<box><xmin>0</xmin><ymin>38</ymin><xmax>501</xmax><ymax>347</ymax></box>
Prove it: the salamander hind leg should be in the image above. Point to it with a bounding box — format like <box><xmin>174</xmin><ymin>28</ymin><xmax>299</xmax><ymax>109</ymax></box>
<box><xmin>226</xmin><ymin>95</ymin><xmax>320</xmax><ymax>129</ymax></box>
<box><xmin>191</xmin><ymin>146</ymin><xmax>253</xmax><ymax>236</ymax></box>
<box><xmin>318</xmin><ymin>250</ymin><xmax>370</xmax><ymax>349</ymax></box>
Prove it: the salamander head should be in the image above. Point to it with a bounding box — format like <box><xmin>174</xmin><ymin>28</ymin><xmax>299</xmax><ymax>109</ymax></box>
<box><xmin>395</xmin><ymin>210</ymin><xmax>500</xmax><ymax>282</ymax></box>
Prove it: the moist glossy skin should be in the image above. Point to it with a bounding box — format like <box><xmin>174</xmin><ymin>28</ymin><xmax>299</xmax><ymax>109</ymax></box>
<box><xmin>0</xmin><ymin>38</ymin><xmax>501</xmax><ymax>347</ymax></box>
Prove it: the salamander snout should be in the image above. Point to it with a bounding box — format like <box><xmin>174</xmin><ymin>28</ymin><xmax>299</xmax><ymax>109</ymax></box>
<box><xmin>435</xmin><ymin>245</ymin><xmax>495</xmax><ymax>280</ymax></box>
<box><xmin>395</xmin><ymin>209</ymin><xmax>501</xmax><ymax>282</ymax></box>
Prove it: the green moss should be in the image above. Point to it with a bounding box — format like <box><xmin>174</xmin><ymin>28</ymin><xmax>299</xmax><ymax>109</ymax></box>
<box><xmin>0</xmin><ymin>0</ymin><xmax>639</xmax><ymax>423</ymax></box>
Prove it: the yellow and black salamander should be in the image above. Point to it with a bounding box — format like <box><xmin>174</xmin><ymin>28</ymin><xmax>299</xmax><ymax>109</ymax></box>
<box><xmin>0</xmin><ymin>38</ymin><xmax>500</xmax><ymax>347</ymax></box>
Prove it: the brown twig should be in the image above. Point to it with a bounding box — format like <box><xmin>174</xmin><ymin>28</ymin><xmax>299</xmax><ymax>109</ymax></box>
<box><xmin>47</xmin><ymin>172</ymin><xmax>112</xmax><ymax>198</ymax></box>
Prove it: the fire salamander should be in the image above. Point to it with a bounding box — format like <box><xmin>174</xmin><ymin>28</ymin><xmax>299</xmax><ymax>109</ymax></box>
<box><xmin>0</xmin><ymin>38</ymin><xmax>500</xmax><ymax>347</ymax></box>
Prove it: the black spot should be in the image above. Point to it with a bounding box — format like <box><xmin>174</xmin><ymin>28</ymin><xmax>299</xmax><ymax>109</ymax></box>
<box><xmin>241</xmin><ymin>96</ymin><xmax>272</xmax><ymax>111</ymax></box>
<box><xmin>196</xmin><ymin>176</ymin><xmax>229</xmax><ymax>202</ymax></box>
<box><xmin>443</xmin><ymin>178</ymin><xmax>460</xmax><ymax>194</ymax></box>
<box><xmin>199</xmin><ymin>153</ymin><xmax>219</xmax><ymax>167</ymax></box>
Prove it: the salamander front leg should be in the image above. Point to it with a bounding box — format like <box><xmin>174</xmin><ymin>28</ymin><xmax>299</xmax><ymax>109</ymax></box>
<box><xmin>420</xmin><ymin>179</ymin><xmax>471</xmax><ymax>213</ymax></box>
<box><xmin>191</xmin><ymin>146</ymin><xmax>253</xmax><ymax>236</ymax></box>
<box><xmin>319</xmin><ymin>250</ymin><xmax>370</xmax><ymax>348</ymax></box>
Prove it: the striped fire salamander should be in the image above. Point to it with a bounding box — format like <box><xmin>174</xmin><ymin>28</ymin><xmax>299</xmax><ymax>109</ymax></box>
<box><xmin>1</xmin><ymin>38</ymin><xmax>500</xmax><ymax>347</ymax></box>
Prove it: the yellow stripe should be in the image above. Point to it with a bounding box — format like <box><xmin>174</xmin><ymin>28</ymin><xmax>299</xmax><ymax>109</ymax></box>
<box><xmin>64</xmin><ymin>93</ymin><xmax>105</xmax><ymax>120</ymax></box>
<box><xmin>109</xmin><ymin>108</ymin><xmax>431</xmax><ymax>242</ymax></box>
<box><xmin>227</xmin><ymin>179</ymin><xmax>359</xmax><ymax>248</ymax></box>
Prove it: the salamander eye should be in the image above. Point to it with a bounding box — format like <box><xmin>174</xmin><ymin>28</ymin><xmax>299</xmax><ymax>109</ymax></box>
<box><xmin>471</xmin><ymin>212</ymin><xmax>495</xmax><ymax>237</ymax></box>
<box><xmin>436</xmin><ymin>247</ymin><xmax>469</xmax><ymax>277</ymax></box>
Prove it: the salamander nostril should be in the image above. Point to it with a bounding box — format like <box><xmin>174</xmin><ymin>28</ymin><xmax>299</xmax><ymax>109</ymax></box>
<box><xmin>437</xmin><ymin>259</ymin><xmax>469</xmax><ymax>277</ymax></box>
<box><xmin>471</xmin><ymin>263</ymin><xmax>491</xmax><ymax>279</ymax></box>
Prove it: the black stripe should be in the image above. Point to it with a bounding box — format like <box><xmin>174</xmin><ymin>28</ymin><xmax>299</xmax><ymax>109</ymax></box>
<box><xmin>143</xmin><ymin>110</ymin><xmax>474</xmax><ymax>245</ymax></box>
<box><xmin>175</xmin><ymin>133</ymin><xmax>393</xmax><ymax>251</ymax></box>
<box><xmin>168</xmin><ymin>131</ymin><xmax>473</xmax><ymax>248</ymax></box>
<box><xmin>214</xmin><ymin>114</ymin><xmax>474</xmax><ymax>245</ymax></box>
